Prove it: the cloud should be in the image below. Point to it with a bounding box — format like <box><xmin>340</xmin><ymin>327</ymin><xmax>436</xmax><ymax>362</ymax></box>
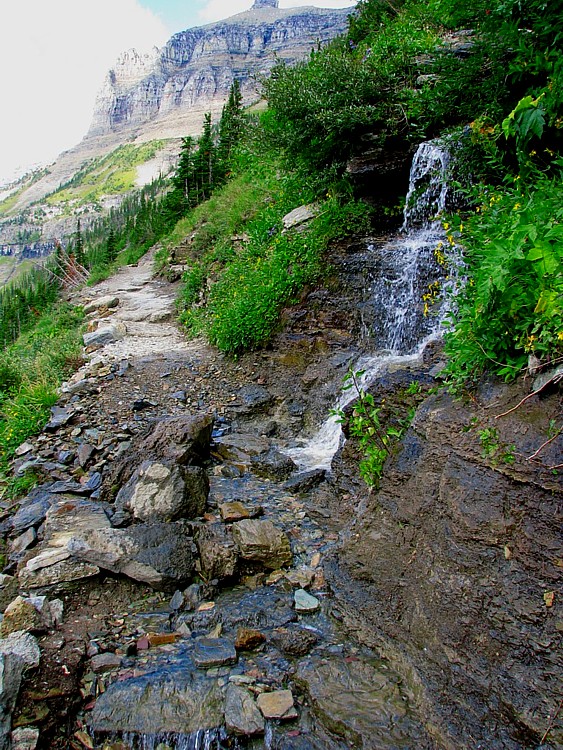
<box><xmin>198</xmin><ymin>0</ymin><xmax>356</xmax><ymax>24</ymax></box>
<box><xmin>0</xmin><ymin>0</ymin><xmax>168</xmax><ymax>183</ymax></box>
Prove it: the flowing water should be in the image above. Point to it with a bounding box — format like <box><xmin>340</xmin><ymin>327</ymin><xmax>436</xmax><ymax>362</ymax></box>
<box><xmin>86</xmin><ymin>140</ymin><xmax>456</xmax><ymax>749</ymax></box>
<box><xmin>287</xmin><ymin>139</ymin><xmax>454</xmax><ymax>472</ymax></box>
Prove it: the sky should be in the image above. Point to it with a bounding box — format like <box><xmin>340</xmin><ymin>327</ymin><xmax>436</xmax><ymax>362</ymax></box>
<box><xmin>0</xmin><ymin>0</ymin><xmax>356</xmax><ymax>187</ymax></box>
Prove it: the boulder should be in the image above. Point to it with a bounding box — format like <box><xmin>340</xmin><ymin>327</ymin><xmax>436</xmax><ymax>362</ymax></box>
<box><xmin>137</xmin><ymin>413</ymin><xmax>213</xmax><ymax>466</ymax></box>
<box><xmin>11</xmin><ymin>727</ymin><xmax>40</xmax><ymax>750</ymax></box>
<box><xmin>0</xmin><ymin>632</ymin><xmax>41</xmax><ymax>670</ymax></box>
<box><xmin>225</xmin><ymin>684</ymin><xmax>264</xmax><ymax>736</ymax></box>
<box><xmin>89</xmin><ymin>668</ymin><xmax>224</xmax><ymax>735</ymax></box>
<box><xmin>0</xmin><ymin>653</ymin><xmax>25</xmax><ymax>749</ymax></box>
<box><xmin>83</xmin><ymin>321</ymin><xmax>127</xmax><ymax>348</ymax></box>
<box><xmin>67</xmin><ymin>522</ymin><xmax>196</xmax><ymax>590</ymax></box>
<box><xmin>231</xmin><ymin>519</ymin><xmax>292</xmax><ymax>569</ymax></box>
<box><xmin>0</xmin><ymin>598</ymin><xmax>43</xmax><ymax>638</ymax></box>
<box><xmin>282</xmin><ymin>204</ymin><xmax>318</xmax><ymax>231</ymax></box>
<box><xmin>116</xmin><ymin>460</ymin><xmax>208</xmax><ymax>522</ymax></box>
<box><xmin>83</xmin><ymin>295</ymin><xmax>119</xmax><ymax>314</ymax></box>
<box><xmin>250</xmin><ymin>449</ymin><xmax>297</xmax><ymax>481</ymax></box>
<box><xmin>270</xmin><ymin>625</ymin><xmax>319</xmax><ymax>657</ymax></box>
<box><xmin>194</xmin><ymin>524</ymin><xmax>238</xmax><ymax>581</ymax></box>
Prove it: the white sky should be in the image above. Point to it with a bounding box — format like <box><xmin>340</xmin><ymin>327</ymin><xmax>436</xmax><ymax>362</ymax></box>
<box><xmin>0</xmin><ymin>0</ymin><xmax>356</xmax><ymax>186</ymax></box>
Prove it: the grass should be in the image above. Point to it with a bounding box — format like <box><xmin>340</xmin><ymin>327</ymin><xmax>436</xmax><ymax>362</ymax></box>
<box><xmin>45</xmin><ymin>141</ymin><xmax>168</xmax><ymax>207</ymax></box>
<box><xmin>0</xmin><ymin>303</ymin><xmax>85</xmax><ymax>498</ymax></box>
<box><xmin>173</xmin><ymin>133</ymin><xmax>371</xmax><ymax>353</ymax></box>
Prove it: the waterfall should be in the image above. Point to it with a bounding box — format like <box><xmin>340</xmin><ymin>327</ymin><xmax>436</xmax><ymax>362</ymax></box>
<box><xmin>287</xmin><ymin>139</ymin><xmax>454</xmax><ymax>472</ymax></box>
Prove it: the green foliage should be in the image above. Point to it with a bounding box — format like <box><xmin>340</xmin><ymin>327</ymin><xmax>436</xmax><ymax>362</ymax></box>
<box><xmin>478</xmin><ymin>426</ymin><xmax>516</xmax><ymax>465</ymax></box>
<box><xmin>0</xmin><ymin>303</ymin><xmax>84</xmax><ymax>489</ymax></box>
<box><xmin>332</xmin><ymin>370</ymin><xmax>420</xmax><ymax>488</ymax></box>
<box><xmin>176</xmin><ymin>135</ymin><xmax>371</xmax><ymax>353</ymax></box>
<box><xmin>443</xmin><ymin>174</ymin><xmax>563</xmax><ymax>388</ymax></box>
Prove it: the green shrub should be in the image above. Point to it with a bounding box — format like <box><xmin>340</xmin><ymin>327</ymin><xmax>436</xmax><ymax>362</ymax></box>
<box><xmin>444</xmin><ymin>173</ymin><xmax>563</xmax><ymax>388</ymax></box>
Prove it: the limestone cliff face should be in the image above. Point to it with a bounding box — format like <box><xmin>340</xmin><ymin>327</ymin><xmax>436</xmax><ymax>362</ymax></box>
<box><xmin>87</xmin><ymin>1</ymin><xmax>351</xmax><ymax>138</ymax></box>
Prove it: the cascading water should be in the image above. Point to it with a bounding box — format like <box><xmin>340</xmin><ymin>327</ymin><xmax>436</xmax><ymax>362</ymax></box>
<box><xmin>287</xmin><ymin>139</ymin><xmax>455</xmax><ymax>472</ymax></box>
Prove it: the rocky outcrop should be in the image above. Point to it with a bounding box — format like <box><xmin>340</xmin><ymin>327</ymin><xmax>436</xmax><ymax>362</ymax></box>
<box><xmin>87</xmin><ymin>2</ymin><xmax>351</xmax><ymax>139</ymax></box>
<box><xmin>327</xmin><ymin>379</ymin><xmax>563</xmax><ymax>749</ymax></box>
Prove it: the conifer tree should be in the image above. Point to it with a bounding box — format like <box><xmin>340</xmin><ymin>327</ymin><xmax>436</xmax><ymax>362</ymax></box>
<box><xmin>217</xmin><ymin>79</ymin><xmax>244</xmax><ymax>182</ymax></box>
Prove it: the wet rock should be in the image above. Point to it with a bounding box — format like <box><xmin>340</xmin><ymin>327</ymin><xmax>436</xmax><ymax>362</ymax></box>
<box><xmin>256</xmin><ymin>690</ymin><xmax>298</xmax><ymax>720</ymax></box>
<box><xmin>0</xmin><ymin>632</ymin><xmax>41</xmax><ymax>670</ymax></box>
<box><xmin>169</xmin><ymin>590</ymin><xmax>185</xmax><ymax>611</ymax></box>
<box><xmin>214</xmin><ymin>434</ymin><xmax>270</xmax><ymax>461</ymax></box>
<box><xmin>251</xmin><ymin>449</ymin><xmax>297</xmax><ymax>481</ymax></box>
<box><xmin>44</xmin><ymin>406</ymin><xmax>77</xmax><ymax>433</ymax></box>
<box><xmin>67</xmin><ymin>522</ymin><xmax>196</xmax><ymax>589</ymax></box>
<box><xmin>219</xmin><ymin>502</ymin><xmax>252</xmax><ymax>522</ymax></box>
<box><xmin>295</xmin><ymin>657</ymin><xmax>407</xmax><ymax>747</ymax></box>
<box><xmin>11</xmin><ymin>726</ymin><xmax>40</xmax><ymax>750</ymax></box>
<box><xmin>283</xmin><ymin>469</ymin><xmax>326</xmax><ymax>494</ymax></box>
<box><xmin>83</xmin><ymin>295</ymin><xmax>119</xmax><ymax>314</ymax></box>
<box><xmin>232</xmin><ymin>519</ymin><xmax>292</xmax><ymax>569</ymax></box>
<box><xmin>270</xmin><ymin>625</ymin><xmax>319</xmax><ymax>657</ymax></box>
<box><xmin>294</xmin><ymin>590</ymin><xmax>320</xmax><ymax>614</ymax></box>
<box><xmin>0</xmin><ymin>598</ymin><xmax>43</xmax><ymax>637</ymax></box>
<box><xmin>235</xmin><ymin>628</ymin><xmax>266</xmax><ymax>651</ymax></box>
<box><xmin>83</xmin><ymin>321</ymin><xmax>127</xmax><ymax>348</ymax></box>
<box><xmin>194</xmin><ymin>524</ymin><xmax>238</xmax><ymax>581</ymax></box>
<box><xmin>236</xmin><ymin>385</ymin><xmax>274</xmax><ymax>413</ymax></box>
<box><xmin>90</xmin><ymin>653</ymin><xmax>122</xmax><ymax>673</ymax></box>
<box><xmin>89</xmin><ymin>668</ymin><xmax>224</xmax><ymax>735</ymax></box>
<box><xmin>225</xmin><ymin>684</ymin><xmax>265</xmax><ymax>736</ymax></box>
<box><xmin>116</xmin><ymin>460</ymin><xmax>208</xmax><ymax>522</ymax></box>
<box><xmin>193</xmin><ymin>637</ymin><xmax>237</xmax><ymax>669</ymax></box>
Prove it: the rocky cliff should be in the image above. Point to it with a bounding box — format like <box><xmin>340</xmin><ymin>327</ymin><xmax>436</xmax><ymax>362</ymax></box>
<box><xmin>87</xmin><ymin>0</ymin><xmax>351</xmax><ymax>140</ymax></box>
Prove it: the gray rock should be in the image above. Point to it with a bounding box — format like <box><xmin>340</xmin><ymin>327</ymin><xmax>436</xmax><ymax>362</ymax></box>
<box><xmin>77</xmin><ymin>443</ymin><xmax>95</xmax><ymax>468</ymax></box>
<box><xmin>283</xmin><ymin>469</ymin><xmax>326</xmax><ymax>493</ymax></box>
<box><xmin>18</xmin><ymin>559</ymin><xmax>101</xmax><ymax>590</ymax></box>
<box><xmin>91</xmin><ymin>653</ymin><xmax>122</xmax><ymax>672</ymax></box>
<box><xmin>169</xmin><ymin>590</ymin><xmax>185</xmax><ymax>611</ymax></box>
<box><xmin>135</xmin><ymin>413</ymin><xmax>213</xmax><ymax>466</ymax></box>
<box><xmin>270</xmin><ymin>625</ymin><xmax>319</xmax><ymax>657</ymax></box>
<box><xmin>67</xmin><ymin>522</ymin><xmax>196</xmax><ymax>590</ymax></box>
<box><xmin>0</xmin><ymin>578</ymin><xmax>19</xmax><ymax>616</ymax></box>
<box><xmin>0</xmin><ymin>598</ymin><xmax>44</xmax><ymax>637</ymax></box>
<box><xmin>83</xmin><ymin>295</ymin><xmax>119</xmax><ymax>314</ymax></box>
<box><xmin>193</xmin><ymin>638</ymin><xmax>237</xmax><ymax>669</ymax></box>
<box><xmin>0</xmin><ymin>653</ymin><xmax>25</xmax><ymax>749</ymax></box>
<box><xmin>294</xmin><ymin>589</ymin><xmax>320</xmax><ymax>614</ymax></box>
<box><xmin>44</xmin><ymin>406</ymin><xmax>77</xmax><ymax>432</ymax></box>
<box><xmin>83</xmin><ymin>321</ymin><xmax>127</xmax><ymax>348</ymax></box>
<box><xmin>194</xmin><ymin>524</ymin><xmax>238</xmax><ymax>581</ymax></box>
<box><xmin>0</xmin><ymin>632</ymin><xmax>41</xmax><ymax>670</ymax></box>
<box><xmin>282</xmin><ymin>204</ymin><xmax>318</xmax><ymax>231</ymax></box>
<box><xmin>251</xmin><ymin>449</ymin><xmax>297</xmax><ymax>481</ymax></box>
<box><xmin>89</xmin><ymin>669</ymin><xmax>224</xmax><ymax>735</ymax></box>
<box><xmin>9</xmin><ymin>528</ymin><xmax>36</xmax><ymax>560</ymax></box>
<box><xmin>116</xmin><ymin>460</ymin><xmax>208</xmax><ymax>522</ymax></box>
<box><xmin>11</xmin><ymin>726</ymin><xmax>40</xmax><ymax>750</ymax></box>
<box><xmin>10</xmin><ymin>495</ymin><xmax>52</xmax><ymax>535</ymax></box>
<box><xmin>25</xmin><ymin>548</ymin><xmax>71</xmax><ymax>572</ymax></box>
<box><xmin>232</xmin><ymin>519</ymin><xmax>292</xmax><ymax>570</ymax></box>
<box><xmin>214</xmin><ymin>434</ymin><xmax>270</xmax><ymax>461</ymax></box>
<box><xmin>225</xmin><ymin>684</ymin><xmax>264</xmax><ymax>736</ymax></box>
<box><xmin>236</xmin><ymin>385</ymin><xmax>274</xmax><ymax>413</ymax></box>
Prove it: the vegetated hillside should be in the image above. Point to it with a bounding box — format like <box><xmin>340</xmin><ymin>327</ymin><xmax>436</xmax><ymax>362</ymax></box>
<box><xmin>0</xmin><ymin>0</ymin><xmax>561</xmax><ymax>746</ymax></box>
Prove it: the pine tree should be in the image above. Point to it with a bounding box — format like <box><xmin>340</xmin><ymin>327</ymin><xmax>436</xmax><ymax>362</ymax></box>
<box><xmin>217</xmin><ymin>79</ymin><xmax>244</xmax><ymax>182</ymax></box>
<box><xmin>73</xmin><ymin>219</ymin><xmax>86</xmax><ymax>267</ymax></box>
<box><xmin>106</xmin><ymin>227</ymin><xmax>117</xmax><ymax>263</ymax></box>
<box><xmin>192</xmin><ymin>113</ymin><xmax>216</xmax><ymax>202</ymax></box>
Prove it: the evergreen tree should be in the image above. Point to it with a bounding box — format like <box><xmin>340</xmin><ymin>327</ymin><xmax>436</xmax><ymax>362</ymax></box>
<box><xmin>106</xmin><ymin>227</ymin><xmax>117</xmax><ymax>263</ymax></box>
<box><xmin>217</xmin><ymin>79</ymin><xmax>244</xmax><ymax>181</ymax></box>
<box><xmin>73</xmin><ymin>219</ymin><xmax>86</xmax><ymax>267</ymax></box>
<box><xmin>192</xmin><ymin>113</ymin><xmax>216</xmax><ymax>202</ymax></box>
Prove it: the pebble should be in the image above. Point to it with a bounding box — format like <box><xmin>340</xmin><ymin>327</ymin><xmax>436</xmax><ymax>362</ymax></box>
<box><xmin>256</xmin><ymin>689</ymin><xmax>298</xmax><ymax>720</ymax></box>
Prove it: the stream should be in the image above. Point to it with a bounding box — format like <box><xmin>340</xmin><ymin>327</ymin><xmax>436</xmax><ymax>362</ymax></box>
<box><xmin>80</xmin><ymin>139</ymin><xmax>455</xmax><ymax>749</ymax></box>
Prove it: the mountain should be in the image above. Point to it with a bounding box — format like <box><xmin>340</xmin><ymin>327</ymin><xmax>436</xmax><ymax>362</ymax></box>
<box><xmin>0</xmin><ymin>0</ymin><xmax>351</xmax><ymax>234</ymax></box>
<box><xmin>87</xmin><ymin>0</ymin><xmax>351</xmax><ymax>141</ymax></box>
